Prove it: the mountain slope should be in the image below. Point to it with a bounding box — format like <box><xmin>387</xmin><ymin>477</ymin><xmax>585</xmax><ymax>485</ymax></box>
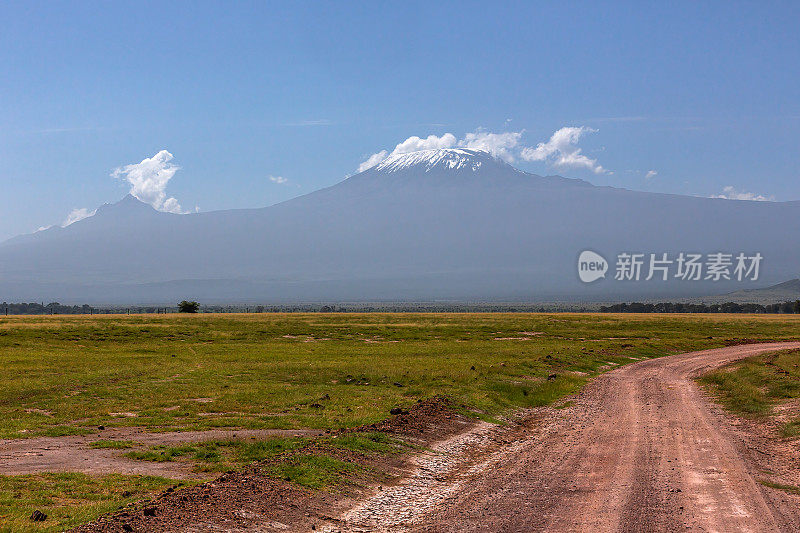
<box><xmin>1</xmin><ymin>149</ymin><xmax>799</xmax><ymax>304</ymax></box>
<box><xmin>699</xmin><ymin>279</ymin><xmax>800</xmax><ymax>304</ymax></box>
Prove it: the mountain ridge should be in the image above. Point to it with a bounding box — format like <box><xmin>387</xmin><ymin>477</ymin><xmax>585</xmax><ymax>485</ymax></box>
<box><xmin>1</xmin><ymin>148</ymin><xmax>799</xmax><ymax>304</ymax></box>
<box><xmin>94</xmin><ymin>194</ymin><xmax>159</xmax><ymax>216</ymax></box>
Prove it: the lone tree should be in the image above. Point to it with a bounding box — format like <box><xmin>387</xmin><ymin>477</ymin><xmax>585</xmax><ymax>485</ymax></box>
<box><xmin>178</xmin><ymin>300</ymin><xmax>200</xmax><ymax>313</ymax></box>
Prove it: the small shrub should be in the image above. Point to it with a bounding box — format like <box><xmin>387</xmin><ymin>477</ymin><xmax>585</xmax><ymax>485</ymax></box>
<box><xmin>178</xmin><ymin>301</ymin><xmax>200</xmax><ymax>313</ymax></box>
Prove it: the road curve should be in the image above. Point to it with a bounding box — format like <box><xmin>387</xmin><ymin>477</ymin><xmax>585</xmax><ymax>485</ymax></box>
<box><xmin>338</xmin><ymin>342</ymin><xmax>800</xmax><ymax>532</ymax></box>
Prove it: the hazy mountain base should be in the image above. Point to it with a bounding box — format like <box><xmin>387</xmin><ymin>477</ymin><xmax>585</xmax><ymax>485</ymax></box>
<box><xmin>3</xmin><ymin>279</ymin><xmax>797</xmax><ymax>313</ymax></box>
<box><xmin>696</xmin><ymin>279</ymin><xmax>800</xmax><ymax>305</ymax></box>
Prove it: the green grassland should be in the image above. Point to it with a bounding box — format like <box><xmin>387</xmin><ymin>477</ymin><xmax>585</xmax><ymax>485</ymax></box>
<box><xmin>0</xmin><ymin>473</ymin><xmax>179</xmax><ymax>532</ymax></box>
<box><xmin>700</xmin><ymin>347</ymin><xmax>800</xmax><ymax>437</ymax></box>
<box><xmin>700</xmin><ymin>347</ymin><xmax>800</xmax><ymax>498</ymax></box>
<box><xmin>2</xmin><ymin>312</ymin><xmax>799</xmax><ymax>439</ymax></box>
<box><xmin>2</xmin><ymin>312</ymin><xmax>800</xmax><ymax>530</ymax></box>
<box><xmin>118</xmin><ymin>431</ymin><xmax>410</xmax><ymax>475</ymax></box>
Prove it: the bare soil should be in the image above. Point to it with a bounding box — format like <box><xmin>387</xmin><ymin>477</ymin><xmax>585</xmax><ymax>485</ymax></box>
<box><xmin>0</xmin><ymin>429</ymin><xmax>325</xmax><ymax>479</ymax></box>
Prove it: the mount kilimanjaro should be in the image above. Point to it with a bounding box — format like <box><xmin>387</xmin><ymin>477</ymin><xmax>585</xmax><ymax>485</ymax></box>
<box><xmin>1</xmin><ymin>148</ymin><xmax>799</xmax><ymax>304</ymax></box>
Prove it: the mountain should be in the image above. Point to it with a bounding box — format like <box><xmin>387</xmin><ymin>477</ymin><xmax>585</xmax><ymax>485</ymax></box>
<box><xmin>698</xmin><ymin>279</ymin><xmax>800</xmax><ymax>304</ymax></box>
<box><xmin>1</xmin><ymin>148</ymin><xmax>799</xmax><ymax>304</ymax></box>
<box><xmin>4</xmin><ymin>194</ymin><xmax>164</xmax><ymax>247</ymax></box>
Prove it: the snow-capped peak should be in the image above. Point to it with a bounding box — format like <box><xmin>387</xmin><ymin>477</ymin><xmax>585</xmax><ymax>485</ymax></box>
<box><xmin>373</xmin><ymin>148</ymin><xmax>501</xmax><ymax>173</ymax></box>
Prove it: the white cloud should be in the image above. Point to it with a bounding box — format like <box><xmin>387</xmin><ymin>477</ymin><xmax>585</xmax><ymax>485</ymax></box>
<box><xmin>357</xmin><ymin>130</ymin><xmax>521</xmax><ymax>171</ymax></box>
<box><xmin>357</xmin><ymin>126</ymin><xmax>611</xmax><ymax>174</ymax></box>
<box><xmin>520</xmin><ymin>127</ymin><xmax>606</xmax><ymax>174</ymax></box>
<box><xmin>269</xmin><ymin>175</ymin><xmax>288</xmax><ymax>185</ymax></box>
<box><xmin>357</xmin><ymin>134</ymin><xmax>458</xmax><ymax>172</ymax></box>
<box><xmin>111</xmin><ymin>150</ymin><xmax>186</xmax><ymax>213</ymax></box>
<box><xmin>645</xmin><ymin>170</ymin><xmax>658</xmax><ymax>180</ymax></box>
<box><xmin>458</xmin><ymin>130</ymin><xmax>522</xmax><ymax>162</ymax></box>
<box><xmin>357</xmin><ymin>150</ymin><xmax>389</xmax><ymax>172</ymax></box>
<box><xmin>62</xmin><ymin>207</ymin><xmax>96</xmax><ymax>227</ymax></box>
<box><xmin>711</xmin><ymin>186</ymin><xmax>774</xmax><ymax>202</ymax></box>
<box><xmin>393</xmin><ymin>133</ymin><xmax>458</xmax><ymax>154</ymax></box>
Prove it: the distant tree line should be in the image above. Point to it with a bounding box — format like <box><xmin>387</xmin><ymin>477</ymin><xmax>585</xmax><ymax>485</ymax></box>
<box><xmin>600</xmin><ymin>301</ymin><xmax>800</xmax><ymax>314</ymax></box>
<box><xmin>3</xmin><ymin>300</ymin><xmax>798</xmax><ymax>315</ymax></box>
<box><xmin>0</xmin><ymin>302</ymin><xmax>177</xmax><ymax>315</ymax></box>
<box><xmin>0</xmin><ymin>302</ymin><xmax>96</xmax><ymax>315</ymax></box>
<box><xmin>0</xmin><ymin>302</ymin><xmax>585</xmax><ymax>314</ymax></box>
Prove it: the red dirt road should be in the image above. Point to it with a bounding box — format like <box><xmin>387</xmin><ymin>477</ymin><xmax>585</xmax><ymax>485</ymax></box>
<box><xmin>333</xmin><ymin>342</ymin><xmax>800</xmax><ymax>532</ymax></box>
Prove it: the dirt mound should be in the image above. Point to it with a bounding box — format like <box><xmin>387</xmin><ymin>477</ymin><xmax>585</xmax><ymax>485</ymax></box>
<box><xmin>72</xmin><ymin>467</ymin><xmax>330</xmax><ymax>532</ymax></box>
<box><xmin>363</xmin><ymin>396</ymin><xmax>475</xmax><ymax>442</ymax></box>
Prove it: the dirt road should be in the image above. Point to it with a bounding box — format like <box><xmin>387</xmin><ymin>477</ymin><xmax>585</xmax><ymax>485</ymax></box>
<box><xmin>332</xmin><ymin>342</ymin><xmax>800</xmax><ymax>532</ymax></box>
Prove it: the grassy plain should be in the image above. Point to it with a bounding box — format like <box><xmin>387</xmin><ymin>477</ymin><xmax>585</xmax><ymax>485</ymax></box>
<box><xmin>700</xmin><ymin>347</ymin><xmax>800</xmax><ymax>437</ymax></box>
<box><xmin>699</xmin><ymin>346</ymin><xmax>800</xmax><ymax>499</ymax></box>
<box><xmin>0</xmin><ymin>473</ymin><xmax>178</xmax><ymax>532</ymax></box>
<box><xmin>1</xmin><ymin>312</ymin><xmax>800</xmax><ymax>530</ymax></box>
<box><xmin>3</xmin><ymin>312</ymin><xmax>799</xmax><ymax>439</ymax></box>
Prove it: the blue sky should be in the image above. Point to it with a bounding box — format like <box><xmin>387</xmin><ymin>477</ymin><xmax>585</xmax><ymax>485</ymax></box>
<box><xmin>1</xmin><ymin>1</ymin><xmax>798</xmax><ymax>241</ymax></box>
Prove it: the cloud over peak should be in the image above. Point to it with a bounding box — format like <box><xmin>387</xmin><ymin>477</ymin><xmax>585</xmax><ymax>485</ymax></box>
<box><xmin>111</xmin><ymin>150</ymin><xmax>186</xmax><ymax>213</ymax></box>
<box><xmin>63</xmin><ymin>207</ymin><xmax>96</xmax><ymax>227</ymax></box>
<box><xmin>357</xmin><ymin>151</ymin><xmax>389</xmax><ymax>173</ymax></box>
<box><xmin>358</xmin><ymin>130</ymin><xmax>522</xmax><ymax>171</ymax></box>
<box><xmin>459</xmin><ymin>130</ymin><xmax>522</xmax><ymax>162</ymax></box>
<box><xmin>359</xmin><ymin>126</ymin><xmax>606</xmax><ymax>174</ymax></box>
<box><xmin>393</xmin><ymin>133</ymin><xmax>458</xmax><ymax>154</ymax></box>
